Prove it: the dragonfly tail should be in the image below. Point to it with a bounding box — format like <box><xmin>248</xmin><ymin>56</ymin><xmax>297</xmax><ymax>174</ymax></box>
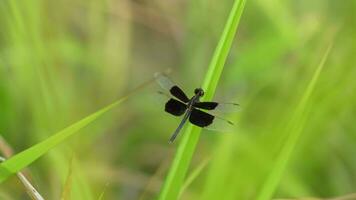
<box><xmin>169</xmin><ymin>111</ymin><xmax>191</xmax><ymax>143</ymax></box>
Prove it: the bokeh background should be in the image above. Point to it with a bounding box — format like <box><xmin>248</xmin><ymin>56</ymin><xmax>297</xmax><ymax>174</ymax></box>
<box><xmin>0</xmin><ymin>0</ymin><xmax>356</xmax><ymax>199</ymax></box>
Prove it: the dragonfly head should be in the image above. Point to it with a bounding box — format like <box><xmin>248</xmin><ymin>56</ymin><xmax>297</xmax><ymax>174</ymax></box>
<box><xmin>194</xmin><ymin>88</ymin><xmax>204</xmax><ymax>97</ymax></box>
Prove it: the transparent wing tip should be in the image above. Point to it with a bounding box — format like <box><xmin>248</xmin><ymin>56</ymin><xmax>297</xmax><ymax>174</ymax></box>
<box><xmin>154</xmin><ymin>72</ymin><xmax>162</xmax><ymax>79</ymax></box>
<box><xmin>154</xmin><ymin>69</ymin><xmax>172</xmax><ymax>79</ymax></box>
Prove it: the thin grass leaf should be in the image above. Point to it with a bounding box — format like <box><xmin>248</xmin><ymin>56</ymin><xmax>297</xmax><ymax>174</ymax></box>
<box><xmin>61</xmin><ymin>156</ymin><xmax>74</xmax><ymax>200</ymax></box>
<box><xmin>200</xmin><ymin>135</ymin><xmax>236</xmax><ymax>200</ymax></box>
<box><xmin>158</xmin><ymin>0</ymin><xmax>246</xmax><ymax>199</ymax></box>
<box><xmin>0</xmin><ymin>77</ymin><xmax>153</xmax><ymax>183</ymax></box>
<box><xmin>0</xmin><ymin>100</ymin><xmax>120</xmax><ymax>183</ymax></box>
<box><xmin>178</xmin><ymin>158</ymin><xmax>210</xmax><ymax>199</ymax></box>
<box><xmin>71</xmin><ymin>159</ymin><xmax>95</xmax><ymax>200</ymax></box>
<box><xmin>16</xmin><ymin>172</ymin><xmax>45</xmax><ymax>200</ymax></box>
<box><xmin>256</xmin><ymin>43</ymin><xmax>333</xmax><ymax>200</ymax></box>
<box><xmin>97</xmin><ymin>183</ymin><xmax>109</xmax><ymax>200</ymax></box>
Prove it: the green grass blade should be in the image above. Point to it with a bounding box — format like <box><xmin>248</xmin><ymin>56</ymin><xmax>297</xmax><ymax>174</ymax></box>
<box><xmin>256</xmin><ymin>43</ymin><xmax>333</xmax><ymax>200</ymax></box>
<box><xmin>0</xmin><ymin>75</ymin><xmax>152</xmax><ymax>183</ymax></box>
<box><xmin>61</xmin><ymin>156</ymin><xmax>74</xmax><ymax>200</ymax></box>
<box><xmin>0</xmin><ymin>99</ymin><xmax>122</xmax><ymax>183</ymax></box>
<box><xmin>97</xmin><ymin>183</ymin><xmax>109</xmax><ymax>200</ymax></box>
<box><xmin>178</xmin><ymin>158</ymin><xmax>210</xmax><ymax>199</ymax></box>
<box><xmin>158</xmin><ymin>0</ymin><xmax>246</xmax><ymax>199</ymax></box>
<box><xmin>200</xmin><ymin>135</ymin><xmax>236</xmax><ymax>200</ymax></box>
<box><xmin>201</xmin><ymin>0</ymin><xmax>246</xmax><ymax>98</ymax></box>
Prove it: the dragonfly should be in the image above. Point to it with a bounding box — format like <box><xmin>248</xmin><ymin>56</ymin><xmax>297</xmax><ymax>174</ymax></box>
<box><xmin>155</xmin><ymin>73</ymin><xmax>239</xmax><ymax>143</ymax></box>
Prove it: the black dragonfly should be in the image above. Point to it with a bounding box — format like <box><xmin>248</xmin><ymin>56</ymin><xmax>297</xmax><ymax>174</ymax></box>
<box><xmin>155</xmin><ymin>73</ymin><xmax>239</xmax><ymax>143</ymax></box>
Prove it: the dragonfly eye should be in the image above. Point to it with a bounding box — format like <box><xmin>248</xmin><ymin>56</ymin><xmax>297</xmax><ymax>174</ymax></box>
<box><xmin>194</xmin><ymin>88</ymin><xmax>204</xmax><ymax>96</ymax></box>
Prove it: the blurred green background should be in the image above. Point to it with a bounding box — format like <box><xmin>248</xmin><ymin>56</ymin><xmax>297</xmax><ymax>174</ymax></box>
<box><xmin>0</xmin><ymin>0</ymin><xmax>356</xmax><ymax>199</ymax></box>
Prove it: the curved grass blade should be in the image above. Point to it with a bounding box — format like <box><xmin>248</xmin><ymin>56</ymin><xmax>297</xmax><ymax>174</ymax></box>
<box><xmin>97</xmin><ymin>183</ymin><xmax>109</xmax><ymax>200</ymax></box>
<box><xmin>256</xmin><ymin>43</ymin><xmax>333</xmax><ymax>200</ymax></box>
<box><xmin>158</xmin><ymin>0</ymin><xmax>246</xmax><ymax>199</ymax></box>
<box><xmin>0</xmin><ymin>100</ymin><xmax>121</xmax><ymax>183</ymax></box>
<box><xmin>60</xmin><ymin>156</ymin><xmax>74</xmax><ymax>200</ymax></box>
<box><xmin>178</xmin><ymin>158</ymin><xmax>210</xmax><ymax>199</ymax></box>
<box><xmin>0</xmin><ymin>77</ymin><xmax>153</xmax><ymax>183</ymax></box>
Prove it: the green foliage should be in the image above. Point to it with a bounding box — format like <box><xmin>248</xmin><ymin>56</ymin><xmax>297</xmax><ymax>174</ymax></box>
<box><xmin>0</xmin><ymin>0</ymin><xmax>355</xmax><ymax>199</ymax></box>
<box><xmin>256</xmin><ymin>43</ymin><xmax>333</xmax><ymax>200</ymax></box>
<box><xmin>0</xmin><ymin>100</ymin><xmax>122</xmax><ymax>182</ymax></box>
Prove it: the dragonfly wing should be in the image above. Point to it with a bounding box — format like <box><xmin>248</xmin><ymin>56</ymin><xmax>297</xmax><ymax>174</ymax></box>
<box><xmin>189</xmin><ymin>108</ymin><xmax>235</xmax><ymax>132</ymax></box>
<box><xmin>189</xmin><ymin>108</ymin><xmax>214</xmax><ymax>127</ymax></box>
<box><xmin>154</xmin><ymin>73</ymin><xmax>190</xmax><ymax>103</ymax></box>
<box><xmin>203</xmin><ymin>115</ymin><xmax>235</xmax><ymax>132</ymax></box>
<box><xmin>193</xmin><ymin>102</ymin><xmax>218</xmax><ymax>110</ymax></box>
<box><xmin>194</xmin><ymin>101</ymin><xmax>240</xmax><ymax>113</ymax></box>
<box><xmin>170</xmin><ymin>86</ymin><xmax>190</xmax><ymax>103</ymax></box>
<box><xmin>165</xmin><ymin>98</ymin><xmax>187</xmax><ymax>116</ymax></box>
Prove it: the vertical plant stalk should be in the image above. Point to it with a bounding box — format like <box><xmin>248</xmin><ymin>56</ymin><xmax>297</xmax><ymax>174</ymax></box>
<box><xmin>256</xmin><ymin>43</ymin><xmax>333</xmax><ymax>200</ymax></box>
<box><xmin>158</xmin><ymin>0</ymin><xmax>246</xmax><ymax>199</ymax></box>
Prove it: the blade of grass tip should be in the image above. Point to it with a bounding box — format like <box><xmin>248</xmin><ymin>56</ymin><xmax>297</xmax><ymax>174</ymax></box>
<box><xmin>60</xmin><ymin>156</ymin><xmax>74</xmax><ymax>200</ymax></box>
<box><xmin>200</xmin><ymin>134</ymin><xmax>236</xmax><ymax>200</ymax></box>
<box><xmin>97</xmin><ymin>183</ymin><xmax>110</xmax><ymax>200</ymax></box>
<box><xmin>256</xmin><ymin>43</ymin><xmax>333</xmax><ymax>200</ymax></box>
<box><xmin>158</xmin><ymin>0</ymin><xmax>246</xmax><ymax>199</ymax></box>
<box><xmin>71</xmin><ymin>158</ymin><xmax>94</xmax><ymax>200</ymax></box>
<box><xmin>139</xmin><ymin>159</ymin><xmax>169</xmax><ymax>200</ymax></box>
<box><xmin>178</xmin><ymin>158</ymin><xmax>210</xmax><ymax>199</ymax></box>
<box><xmin>0</xmin><ymin>101</ymin><xmax>120</xmax><ymax>183</ymax></box>
<box><xmin>0</xmin><ymin>77</ymin><xmax>155</xmax><ymax>183</ymax></box>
